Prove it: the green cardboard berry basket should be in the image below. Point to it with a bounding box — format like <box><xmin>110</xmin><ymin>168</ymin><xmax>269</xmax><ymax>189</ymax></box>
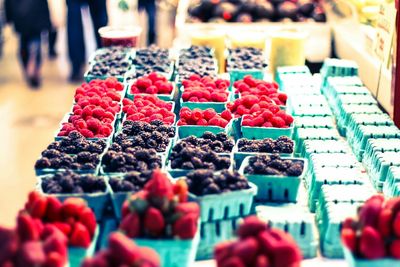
<box><xmin>350</xmin><ymin>125</ymin><xmax>400</xmax><ymax>161</ymax></box>
<box><xmin>241</xmin><ymin>121</ymin><xmax>294</xmax><ymax>140</ymax></box>
<box><xmin>288</xmin><ymin>95</ymin><xmax>330</xmax><ymax>114</ymax></box>
<box><xmin>276</xmin><ymin>66</ymin><xmax>311</xmax><ymax>87</ymax></box>
<box><xmin>239</xmin><ymin>156</ymin><xmax>306</xmax><ymax>202</ymax></box>
<box><xmin>256</xmin><ymin>203</ymin><xmax>317</xmax><ymax>258</ymax></box>
<box><xmin>36</xmin><ymin>176</ymin><xmax>111</xmax><ymax>220</ymax></box>
<box><xmin>134</xmin><ymin>231</ymin><xmax>200</xmax><ymax>267</ymax></box>
<box><xmin>295</xmin><ymin>128</ymin><xmax>341</xmax><ymax>155</ymax></box>
<box><xmin>196</xmin><ymin>218</ymin><xmax>238</xmax><ymax>260</ymax></box>
<box><xmin>383</xmin><ymin>166</ymin><xmax>400</xmax><ymax>197</ymax></box>
<box><xmin>227</xmin><ymin>68</ymin><xmax>265</xmax><ymax>84</ymax></box>
<box><xmin>343</xmin><ymin>247</ymin><xmax>400</xmax><ymax>267</ymax></box>
<box><xmin>307</xmin><ymin>167</ymin><xmax>368</xmax><ymax>212</ymax></box>
<box><xmin>68</xmin><ymin>226</ymin><xmax>99</xmax><ymax>267</ymax></box>
<box><xmin>316</xmin><ymin>201</ymin><xmax>359</xmax><ymax>258</ymax></box>
<box><xmin>233</xmin><ymin>138</ymin><xmax>295</xmax><ymax>168</ymax></box>
<box><xmin>177</xmin><ymin>122</ymin><xmax>233</xmax><ymax>139</ymax></box>
<box><xmin>291</xmin><ymin>105</ymin><xmax>333</xmax><ymax>117</ymax></box>
<box><xmin>362</xmin><ymin>139</ymin><xmax>400</xmax><ymax>174</ymax></box>
<box><xmin>188</xmin><ymin>182</ymin><xmax>257</xmax><ymax>222</ymax></box>
<box><xmin>294</xmin><ymin>115</ymin><xmax>335</xmax><ymax>129</ymax></box>
<box><xmin>336</xmin><ymin>104</ymin><xmax>383</xmax><ymax>135</ymax></box>
<box><xmin>369</xmin><ymin>152</ymin><xmax>400</xmax><ymax>191</ymax></box>
<box><xmin>301</xmin><ymin>140</ymin><xmax>351</xmax><ymax>160</ymax></box>
<box><xmin>125</xmin><ymin>80</ymin><xmax>177</xmax><ymax>101</ymax></box>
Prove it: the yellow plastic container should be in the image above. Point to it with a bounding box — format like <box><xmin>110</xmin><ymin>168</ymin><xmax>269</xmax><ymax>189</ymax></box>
<box><xmin>227</xmin><ymin>32</ymin><xmax>267</xmax><ymax>51</ymax></box>
<box><xmin>270</xmin><ymin>30</ymin><xmax>306</xmax><ymax>78</ymax></box>
<box><xmin>191</xmin><ymin>29</ymin><xmax>226</xmax><ymax>74</ymax></box>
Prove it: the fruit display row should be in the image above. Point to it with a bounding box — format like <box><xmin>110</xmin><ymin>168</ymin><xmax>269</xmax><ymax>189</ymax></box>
<box><xmin>20</xmin><ymin>44</ymin><xmax>400</xmax><ymax>267</ymax></box>
<box><xmin>187</xmin><ymin>0</ymin><xmax>327</xmax><ymax>23</ymax></box>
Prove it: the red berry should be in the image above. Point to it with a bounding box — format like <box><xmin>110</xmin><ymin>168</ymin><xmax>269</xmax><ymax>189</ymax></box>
<box><xmin>270</xmin><ymin>116</ymin><xmax>286</xmax><ymax>128</ymax></box>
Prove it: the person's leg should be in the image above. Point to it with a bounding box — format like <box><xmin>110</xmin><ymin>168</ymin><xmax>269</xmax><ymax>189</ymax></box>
<box><xmin>19</xmin><ymin>34</ymin><xmax>29</xmax><ymax>72</ymax></box>
<box><xmin>144</xmin><ymin>0</ymin><xmax>156</xmax><ymax>45</ymax></box>
<box><xmin>87</xmin><ymin>0</ymin><xmax>108</xmax><ymax>48</ymax></box>
<box><xmin>48</xmin><ymin>27</ymin><xmax>58</xmax><ymax>58</ymax></box>
<box><xmin>66</xmin><ymin>0</ymin><xmax>85</xmax><ymax>81</ymax></box>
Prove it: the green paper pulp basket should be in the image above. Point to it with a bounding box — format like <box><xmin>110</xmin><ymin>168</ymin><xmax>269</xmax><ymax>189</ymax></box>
<box><xmin>256</xmin><ymin>203</ymin><xmax>317</xmax><ymax>258</ymax></box>
<box><xmin>241</xmin><ymin>123</ymin><xmax>294</xmax><ymax>140</ymax></box>
<box><xmin>239</xmin><ymin>156</ymin><xmax>306</xmax><ymax>202</ymax></box>
<box><xmin>294</xmin><ymin>116</ymin><xmax>335</xmax><ymax>129</ymax></box>
<box><xmin>301</xmin><ymin>140</ymin><xmax>351</xmax><ymax>159</ymax></box>
<box><xmin>363</xmin><ymin>138</ymin><xmax>400</xmax><ymax>169</ymax></box>
<box><xmin>134</xmin><ymin>231</ymin><xmax>200</xmax><ymax>267</ymax></box>
<box><xmin>196</xmin><ymin>218</ymin><xmax>238</xmax><ymax>260</ymax></box>
<box><xmin>336</xmin><ymin>104</ymin><xmax>383</xmax><ymax>135</ymax></box>
<box><xmin>177</xmin><ymin>123</ymin><xmax>232</xmax><ymax>139</ymax></box>
<box><xmin>307</xmin><ymin>167</ymin><xmax>368</xmax><ymax>212</ymax></box>
<box><xmin>382</xmin><ymin>166</ymin><xmax>400</xmax><ymax>197</ymax></box>
<box><xmin>68</xmin><ymin>226</ymin><xmax>99</xmax><ymax>267</ymax></box>
<box><xmin>189</xmin><ymin>182</ymin><xmax>257</xmax><ymax>222</ymax></box>
<box><xmin>369</xmin><ymin>152</ymin><xmax>400</xmax><ymax>191</ymax></box>
<box><xmin>343</xmin><ymin>248</ymin><xmax>400</xmax><ymax>267</ymax></box>
<box><xmin>295</xmin><ymin>128</ymin><xmax>341</xmax><ymax>155</ymax></box>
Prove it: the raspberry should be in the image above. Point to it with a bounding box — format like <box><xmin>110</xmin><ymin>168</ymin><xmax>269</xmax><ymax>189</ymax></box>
<box><xmin>236</xmin><ymin>105</ymin><xmax>249</xmax><ymax>116</ymax></box>
<box><xmin>150</xmin><ymin>114</ymin><xmax>163</xmax><ymax>121</ymax></box>
<box><xmin>242</xmin><ymin>95</ymin><xmax>259</xmax><ymax>108</ymax></box>
<box><xmin>204</xmin><ymin>109</ymin><xmax>217</xmax><ymax>120</ymax></box>
<box><xmin>243</xmin><ymin>75</ymin><xmax>257</xmax><ymax>87</ymax></box>
<box><xmin>270</xmin><ymin>116</ymin><xmax>286</xmax><ymax>128</ymax></box>
<box><xmin>262</xmin><ymin>122</ymin><xmax>273</xmax><ymax>127</ymax></box>
<box><xmin>221</xmin><ymin>110</ymin><xmax>232</xmax><ymax>121</ymax></box>
<box><xmin>262</xmin><ymin>110</ymin><xmax>273</xmax><ymax>121</ymax></box>
<box><xmin>75</xmin><ymin>119</ymin><xmax>87</xmax><ymax>130</ymax></box>
<box><xmin>208</xmin><ymin>118</ymin><xmax>220</xmax><ymax>126</ymax></box>
<box><xmin>101</xmin><ymin>126</ymin><xmax>113</xmax><ymax>136</ymax></box>
<box><xmin>242</xmin><ymin>118</ymin><xmax>253</xmax><ymax>126</ymax></box>
<box><xmin>197</xmin><ymin>119</ymin><xmax>208</xmax><ymax>126</ymax></box>
<box><xmin>145</xmin><ymin>86</ymin><xmax>158</xmax><ymax>94</ymax></box>
<box><xmin>130</xmin><ymin>85</ymin><xmax>140</xmax><ymax>94</ymax></box>
<box><xmin>87</xmin><ymin>118</ymin><xmax>102</xmax><ymax>133</ymax></box>
<box><xmin>81</xmin><ymin>129</ymin><xmax>95</xmax><ymax>138</ymax></box>
<box><xmin>92</xmin><ymin>108</ymin><xmax>105</xmax><ymax>119</ymax></box>
<box><xmin>268</xmin><ymin>105</ymin><xmax>280</xmax><ymax>114</ymax></box>
<box><xmin>191</xmin><ymin>109</ymin><xmax>203</xmax><ymax>122</ymax></box>
<box><xmin>189</xmin><ymin>74</ymin><xmax>201</xmax><ymax>81</ymax></box>
<box><xmin>219</xmin><ymin>119</ymin><xmax>229</xmax><ymax>128</ymax></box>
<box><xmin>82</xmin><ymin>106</ymin><xmax>93</xmax><ymax>118</ymax></box>
<box><xmin>136</xmin><ymin>78</ymin><xmax>152</xmax><ymax>90</ymax></box>
<box><xmin>148</xmin><ymin>72</ymin><xmax>160</xmax><ymax>82</ymax></box>
<box><xmin>179</xmin><ymin>108</ymin><xmax>192</xmax><ymax>120</ymax></box>
<box><xmin>278</xmin><ymin>93</ymin><xmax>288</xmax><ymax>103</ymax></box>
<box><xmin>253</xmin><ymin>116</ymin><xmax>265</xmax><ymax>127</ymax></box>
<box><xmin>250</xmin><ymin>104</ymin><xmax>261</xmax><ymax>114</ymax></box>
<box><xmin>284</xmin><ymin>114</ymin><xmax>294</xmax><ymax>125</ymax></box>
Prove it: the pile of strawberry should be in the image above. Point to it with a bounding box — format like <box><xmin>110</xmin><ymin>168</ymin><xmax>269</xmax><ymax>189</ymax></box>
<box><xmin>177</xmin><ymin>107</ymin><xmax>232</xmax><ymax>127</ymax></box>
<box><xmin>0</xmin><ymin>192</ymin><xmax>97</xmax><ymax>267</ymax></box>
<box><xmin>119</xmin><ymin>170</ymin><xmax>200</xmax><ymax>239</ymax></box>
<box><xmin>233</xmin><ymin>76</ymin><xmax>286</xmax><ymax>106</ymax></box>
<box><xmin>214</xmin><ymin>216</ymin><xmax>302</xmax><ymax>267</ymax></box>
<box><xmin>341</xmin><ymin>195</ymin><xmax>400</xmax><ymax>259</ymax></box>
<box><xmin>59</xmin><ymin>78</ymin><xmax>124</xmax><ymax>138</ymax></box>
<box><xmin>181</xmin><ymin>75</ymin><xmax>230</xmax><ymax>103</ymax></box>
<box><xmin>242</xmin><ymin>108</ymin><xmax>293</xmax><ymax>128</ymax></box>
<box><xmin>130</xmin><ymin>72</ymin><xmax>174</xmax><ymax>95</ymax></box>
<box><xmin>82</xmin><ymin>232</ymin><xmax>160</xmax><ymax>267</ymax></box>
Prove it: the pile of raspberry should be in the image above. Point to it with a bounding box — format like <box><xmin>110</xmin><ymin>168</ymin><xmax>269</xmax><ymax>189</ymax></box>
<box><xmin>130</xmin><ymin>72</ymin><xmax>174</xmax><ymax>95</ymax></box>
<box><xmin>177</xmin><ymin>107</ymin><xmax>232</xmax><ymax>127</ymax></box>
<box><xmin>227</xmin><ymin>95</ymin><xmax>276</xmax><ymax>117</ymax></box>
<box><xmin>58</xmin><ymin>78</ymin><xmax>123</xmax><ymax>138</ymax></box>
<box><xmin>233</xmin><ymin>76</ymin><xmax>287</xmax><ymax>106</ymax></box>
<box><xmin>181</xmin><ymin>74</ymin><xmax>230</xmax><ymax>103</ymax></box>
<box><xmin>242</xmin><ymin>108</ymin><xmax>293</xmax><ymax>128</ymax></box>
<box><xmin>122</xmin><ymin>96</ymin><xmax>175</xmax><ymax>125</ymax></box>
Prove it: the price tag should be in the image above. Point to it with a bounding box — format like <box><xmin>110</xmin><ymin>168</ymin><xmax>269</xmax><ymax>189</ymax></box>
<box><xmin>374</xmin><ymin>1</ymin><xmax>396</xmax><ymax>68</ymax></box>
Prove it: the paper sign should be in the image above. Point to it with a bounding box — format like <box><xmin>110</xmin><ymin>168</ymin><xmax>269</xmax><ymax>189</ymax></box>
<box><xmin>374</xmin><ymin>1</ymin><xmax>396</xmax><ymax>68</ymax></box>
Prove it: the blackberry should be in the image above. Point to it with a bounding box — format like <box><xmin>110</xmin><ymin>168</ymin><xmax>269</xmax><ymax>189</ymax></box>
<box><xmin>125</xmin><ymin>147</ymin><xmax>139</xmax><ymax>154</ymax></box>
<box><xmin>76</xmin><ymin>141</ymin><xmax>89</xmax><ymax>152</ymax></box>
<box><xmin>72</xmin><ymin>187</ymin><xmax>84</xmax><ymax>194</ymax></box>
<box><xmin>181</xmin><ymin>161</ymin><xmax>195</xmax><ymax>169</ymax></box>
<box><xmin>202</xmin><ymin>131</ymin><xmax>216</xmax><ymax>141</ymax></box>
<box><xmin>285</xmin><ymin>163</ymin><xmax>304</xmax><ymax>177</ymax></box>
<box><xmin>110</xmin><ymin>143</ymin><xmax>122</xmax><ymax>152</ymax></box>
<box><xmin>269</xmin><ymin>159</ymin><xmax>287</xmax><ymax>171</ymax></box>
<box><xmin>191</xmin><ymin>157</ymin><xmax>203</xmax><ymax>168</ymax></box>
<box><xmin>277</xmin><ymin>136</ymin><xmax>292</xmax><ymax>142</ymax></box>
<box><xmin>223</xmin><ymin>140</ymin><xmax>234</xmax><ymax>152</ymax></box>
<box><xmin>150</xmin><ymin>120</ymin><xmax>164</xmax><ymax>126</ymax></box>
<box><xmin>47</xmin><ymin>142</ymin><xmax>61</xmax><ymax>150</ymax></box>
<box><xmin>136</xmin><ymin>161</ymin><xmax>148</xmax><ymax>172</ymax></box>
<box><xmin>77</xmin><ymin>152</ymin><xmax>92</xmax><ymax>164</ymax></box>
<box><xmin>269</xmin><ymin>154</ymin><xmax>280</xmax><ymax>161</ymax></box>
<box><xmin>96</xmin><ymin>139</ymin><xmax>107</xmax><ymax>149</ymax></box>
<box><xmin>151</xmin><ymin>132</ymin><xmax>163</xmax><ymax>142</ymax></box>
<box><xmin>202</xmin><ymin>162</ymin><xmax>215</xmax><ymax>170</ymax></box>
<box><xmin>50</xmin><ymin>158</ymin><xmax>62</xmax><ymax>169</ymax></box>
<box><xmin>184</xmin><ymin>135</ymin><xmax>199</xmax><ymax>146</ymax></box>
<box><xmin>143</xmin><ymin>123</ymin><xmax>153</xmax><ymax>132</ymax></box>
<box><xmin>135</xmin><ymin>150</ymin><xmax>151</xmax><ymax>161</ymax></box>
<box><xmin>260</xmin><ymin>139</ymin><xmax>275</xmax><ymax>153</ymax></box>
<box><xmin>216</xmin><ymin>132</ymin><xmax>228</xmax><ymax>141</ymax></box>
<box><xmin>88</xmin><ymin>143</ymin><xmax>103</xmax><ymax>154</ymax></box>
<box><xmin>131</xmin><ymin>136</ymin><xmax>145</xmax><ymax>147</ymax></box>
<box><xmin>60</xmin><ymin>138</ymin><xmax>72</xmax><ymax>147</ymax></box>
<box><xmin>60</xmin><ymin>177</ymin><xmax>74</xmax><ymax>191</ymax></box>
<box><xmin>171</xmin><ymin>159</ymin><xmax>183</xmax><ymax>169</ymax></box>
<box><xmin>253</xmin><ymin>161</ymin><xmax>266</xmax><ymax>173</ymax></box>
<box><xmin>110</xmin><ymin>154</ymin><xmax>126</xmax><ymax>169</ymax></box>
<box><xmin>71</xmin><ymin>163</ymin><xmax>82</xmax><ymax>170</ymax></box>
<box><xmin>42</xmin><ymin>149</ymin><xmax>61</xmax><ymax>159</ymax></box>
<box><xmin>146</xmin><ymin>139</ymin><xmax>158</xmax><ymax>148</ymax></box>
<box><xmin>202</xmin><ymin>183</ymin><xmax>221</xmax><ymax>195</ymax></box>
<box><xmin>277</xmin><ymin>142</ymin><xmax>294</xmax><ymax>154</ymax></box>
<box><xmin>64</xmin><ymin>146</ymin><xmax>77</xmax><ymax>154</ymax></box>
<box><xmin>130</xmin><ymin>121</ymin><xmax>144</xmax><ymax>134</ymax></box>
<box><xmin>81</xmin><ymin>163</ymin><xmax>96</xmax><ymax>170</ymax></box>
<box><xmin>264</xmin><ymin>167</ymin><xmax>282</xmax><ymax>175</ymax></box>
<box><xmin>115</xmin><ymin>133</ymin><xmax>128</xmax><ymax>144</ymax></box>
<box><xmin>140</xmin><ymin>132</ymin><xmax>151</xmax><ymax>140</ymax></box>
<box><xmin>35</xmin><ymin>158</ymin><xmax>51</xmax><ymax>169</ymax></box>
<box><xmin>216</xmin><ymin>157</ymin><xmax>231</xmax><ymax>170</ymax></box>
<box><xmin>203</xmin><ymin>151</ymin><xmax>218</xmax><ymax>162</ymax></box>
<box><xmin>120</xmin><ymin>139</ymin><xmax>133</xmax><ymax>150</ymax></box>
<box><xmin>124</xmin><ymin>153</ymin><xmax>136</xmax><ymax>165</ymax></box>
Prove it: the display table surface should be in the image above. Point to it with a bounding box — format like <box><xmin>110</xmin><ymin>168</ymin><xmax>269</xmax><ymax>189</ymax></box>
<box><xmin>194</xmin><ymin>259</ymin><xmax>347</xmax><ymax>266</ymax></box>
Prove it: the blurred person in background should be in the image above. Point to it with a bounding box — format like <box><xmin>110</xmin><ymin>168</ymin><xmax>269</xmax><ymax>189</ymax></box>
<box><xmin>138</xmin><ymin>0</ymin><xmax>156</xmax><ymax>45</ymax></box>
<box><xmin>5</xmin><ymin>0</ymin><xmax>51</xmax><ymax>88</ymax></box>
<box><xmin>47</xmin><ymin>0</ymin><xmax>64</xmax><ymax>59</ymax></box>
<box><xmin>66</xmin><ymin>0</ymin><xmax>108</xmax><ymax>82</ymax></box>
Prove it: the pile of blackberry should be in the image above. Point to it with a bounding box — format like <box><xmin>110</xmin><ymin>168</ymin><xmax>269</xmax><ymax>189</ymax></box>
<box><xmin>185</xmin><ymin>170</ymin><xmax>250</xmax><ymax>196</ymax></box>
<box><xmin>178</xmin><ymin>46</ymin><xmax>217</xmax><ymax>80</ymax></box>
<box><xmin>41</xmin><ymin>170</ymin><xmax>106</xmax><ymax>194</ymax></box>
<box><xmin>238</xmin><ymin>136</ymin><xmax>294</xmax><ymax>154</ymax></box>
<box><xmin>102</xmin><ymin>149</ymin><xmax>162</xmax><ymax>173</ymax></box>
<box><xmin>92</xmin><ymin>47</ymin><xmax>129</xmax><ymax>63</ymax></box>
<box><xmin>244</xmin><ymin>154</ymin><xmax>304</xmax><ymax>176</ymax></box>
<box><xmin>87</xmin><ymin>59</ymin><xmax>130</xmax><ymax>77</ymax></box>
<box><xmin>178</xmin><ymin>132</ymin><xmax>234</xmax><ymax>153</ymax></box>
<box><xmin>227</xmin><ymin>47</ymin><xmax>267</xmax><ymax>70</ymax></box>
<box><xmin>109</xmin><ymin>171</ymin><xmax>153</xmax><ymax>193</ymax></box>
<box><xmin>46</xmin><ymin>131</ymin><xmax>107</xmax><ymax>154</ymax></box>
<box><xmin>169</xmin><ymin>146</ymin><xmax>231</xmax><ymax>170</ymax></box>
<box><xmin>35</xmin><ymin>149</ymin><xmax>100</xmax><ymax>171</ymax></box>
<box><xmin>129</xmin><ymin>45</ymin><xmax>172</xmax><ymax>78</ymax></box>
<box><xmin>113</xmin><ymin>120</ymin><xmax>175</xmax><ymax>153</ymax></box>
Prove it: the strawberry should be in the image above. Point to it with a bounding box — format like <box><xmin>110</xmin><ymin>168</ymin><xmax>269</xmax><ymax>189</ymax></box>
<box><xmin>17</xmin><ymin>213</ymin><xmax>40</xmax><ymax>241</ymax></box>
<box><xmin>393</xmin><ymin>212</ymin><xmax>400</xmax><ymax>237</ymax></box>
<box><xmin>17</xmin><ymin>241</ymin><xmax>46</xmax><ymax>266</ymax></box>
<box><xmin>175</xmin><ymin>202</ymin><xmax>200</xmax><ymax>217</ymax></box>
<box><xmin>70</xmin><ymin>222</ymin><xmax>91</xmax><ymax>248</ymax></box>
<box><xmin>172</xmin><ymin>213</ymin><xmax>198</xmax><ymax>239</ymax></box>
<box><xmin>214</xmin><ymin>240</ymin><xmax>235</xmax><ymax>263</ymax></box>
<box><xmin>172</xmin><ymin>180</ymin><xmax>187</xmax><ymax>202</ymax></box>
<box><xmin>144</xmin><ymin>207</ymin><xmax>165</xmax><ymax>237</ymax></box>
<box><xmin>43</xmin><ymin>252</ymin><xmax>66</xmax><ymax>267</ymax></box>
<box><xmin>26</xmin><ymin>191</ymin><xmax>42</xmax><ymax>211</ymax></box>
<box><xmin>342</xmin><ymin>217</ymin><xmax>357</xmax><ymax>230</ymax></box>
<box><xmin>120</xmin><ymin>212</ymin><xmax>141</xmax><ymax>238</ymax></box>
<box><xmin>378</xmin><ymin>208</ymin><xmax>393</xmax><ymax>238</ymax></box>
<box><xmin>138</xmin><ymin>247</ymin><xmax>160</xmax><ymax>267</ymax></box>
<box><xmin>45</xmin><ymin>196</ymin><xmax>62</xmax><ymax>222</ymax></box>
<box><xmin>79</xmin><ymin>207</ymin><xmax>97</xmax><ymax>238</ymax></box>
<box><xmin>341</xmin><ymin>228</ymin><xmax>357</xmax><ymax>253</ymax></box>
<box><xmin>237</xmin><ymin>216</ymin><xmax>269</xmax><ymax>239</ymax></box>
<box><xmin>219</xmin><ymin>256</ymin><xmax>245</xmax><ymax>267</ymax></box>
<box><xmin>108</xmin><ymin>232</ymin><xmax>139</xmax><ymax>264</ymax></box>
<box><xmin>27</xmin><ymin>192</ymin><xmax>48</xmax><ymax>219</ymax></box>
<box><xmin>61</xmin><ymin>198</ymin><xmax>87</xmax><ymax>219</ymax></box>
<box><xmin>359</xmin><ymin>226</ymin><xmax>386</xmax><ymax>259</ymax></box>
<box><xmin>0</xmin><ymin>226</ymin><xmax>18</xmax><ymax>264</ymax></box>
<box><xmin>255</xmin><ymin>255</ymin><xmax>270</xmax><ymax>267</ymax></box>
<box><xmin>359</xmin><ymin>195</ymin><xmax>384</xmax><ymax>228</ymax></box>
<box><xmin>232</xmin><ymin>237</ymin><xmax>259</xmax><ymax>265</ymax></box>
<box><xmin>390</xmin><ymin>239</ymin><xmax>400</xmax><ymax>259</ymax></box>
<box><xmin>144</xmin><ymin>169</ymin><xmax>174</xmax><ymax>200</ymax></box>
